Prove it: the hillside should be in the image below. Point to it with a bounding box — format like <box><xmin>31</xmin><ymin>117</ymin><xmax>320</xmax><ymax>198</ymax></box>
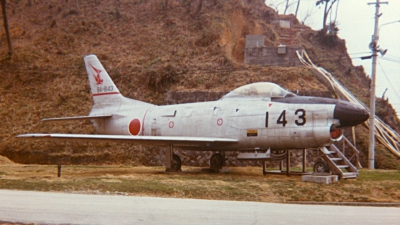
<box><xmin>1</xmin><ymin>0</ymin><xmax>399</xmax><ymax>169</ymax></box>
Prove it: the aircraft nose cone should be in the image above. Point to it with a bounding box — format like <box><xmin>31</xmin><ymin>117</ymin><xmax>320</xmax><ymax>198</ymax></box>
<box><xmin>334</xmin><ymin>101</ymin><xmax>369</xmax><ymax>128</ymax></box>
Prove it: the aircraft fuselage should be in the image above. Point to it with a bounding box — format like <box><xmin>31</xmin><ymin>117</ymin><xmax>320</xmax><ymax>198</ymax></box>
<box><xmin>91</xmin><ymin>97</ymin><xmax>340</xmax><ymax>151</ymax></box>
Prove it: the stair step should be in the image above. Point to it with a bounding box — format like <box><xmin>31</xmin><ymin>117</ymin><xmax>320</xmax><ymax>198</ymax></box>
<box><xmin>329</xmin><ymin>157</ymin><xmax>343</xmax><ymax>161</ymax></box>
<box><xmin>342</xmin><ymin>172</ymin><xmax>358</xmax><ymax>179</ymax></box>
<box><xmin>337</xmin><ymin>165</ymin><xmax>349</xmax><ymax>169</ymax></box>
<box><xmin>320</xmin><ymin>148</ymin><xmax>337</xmax><ymax>155</ymax></box>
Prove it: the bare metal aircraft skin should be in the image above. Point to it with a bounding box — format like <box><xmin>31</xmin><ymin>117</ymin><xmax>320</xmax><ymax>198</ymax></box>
<box><xmin>18</xmin><ymin>55</ymin><xmax>369</xmax><ymax>168</ymax></box>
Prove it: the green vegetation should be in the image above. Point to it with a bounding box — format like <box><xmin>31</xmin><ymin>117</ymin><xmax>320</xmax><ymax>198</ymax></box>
<box><xmin>0</xmin><ymin>165</ymin><xmax>399</xmax><ymax>203</ymax></box>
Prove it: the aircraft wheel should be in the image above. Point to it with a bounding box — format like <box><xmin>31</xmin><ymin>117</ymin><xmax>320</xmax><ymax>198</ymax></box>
<box><xmin>210</xmin><ymin>153</ymin><xmax>224</xmax><ymax>169</ymax></box>
<box><xmin>313</xmin><ymin>160</ymin><xmax>329</xmax><ymax>173</ymax></box>
<box><xmin>171</xmin><ymin>154</ymin><xmax>182</xmax><ymax>171</ymax></box>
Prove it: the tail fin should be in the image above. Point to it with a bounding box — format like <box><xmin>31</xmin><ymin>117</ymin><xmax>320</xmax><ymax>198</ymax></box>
<box><xmin>84</xmin><ymin>54</ymin><xmax>122</xmax><ymax>105</ymax></box>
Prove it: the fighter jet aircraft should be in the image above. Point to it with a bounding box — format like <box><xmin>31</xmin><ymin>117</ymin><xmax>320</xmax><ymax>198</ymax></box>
<box><xmin>18</xmin><ymin>55</ymin><xmax>369</xmax><ymax>171</ymax></box>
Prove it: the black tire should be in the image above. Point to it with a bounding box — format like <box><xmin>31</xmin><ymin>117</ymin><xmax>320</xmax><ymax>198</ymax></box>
<box><xmin>210</xmin><ymin>153</ymin><xmax>224</xmax><ymax>169</ymax></box>
<box><xmin>313</xmin><ymin>160</ymin><xmax>329</xmax><ymax>173</ymax></box>
<box><xmin>171</xmin><ymin>154</ymin><xmax>182</xmax><ymax>171</ymax></box>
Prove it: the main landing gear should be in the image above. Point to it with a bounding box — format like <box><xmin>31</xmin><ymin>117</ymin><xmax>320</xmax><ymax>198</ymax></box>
<box><xmin>210</xmin><ymin>153</ymin><xmax>225</xmax><ymax>169</ymax></box>
<box><xmin>171</xmin><ymin>154</ymin><xmax>182</xmax><ymax>171</ymax></box>
<box><xmin>165</xmin><ymin>146</ymin><xmax>182</xmax><ymax>172</ymax></box>
<box><xmin>165</xmin><ymin>146</ymin><xmax>226</xmax><ymax>172</ymax></box>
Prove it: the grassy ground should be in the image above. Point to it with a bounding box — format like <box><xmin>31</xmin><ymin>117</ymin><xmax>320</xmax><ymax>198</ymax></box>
<box><xmin>1</xmin><ymin>164</ymin><xmax>399</xmax><ymax>204</ymax></box>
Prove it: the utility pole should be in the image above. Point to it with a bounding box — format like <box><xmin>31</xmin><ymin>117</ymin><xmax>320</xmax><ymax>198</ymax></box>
<box><xmin>367</xmin><ymin>0</ymin><xmax>388</xmax><ymax>169</ymax></box>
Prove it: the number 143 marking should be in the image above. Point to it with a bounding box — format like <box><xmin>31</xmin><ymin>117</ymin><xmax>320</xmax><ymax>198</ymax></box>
<box><xmin>265</xmin><ymin>109</ymin><xmax>306</xmax><ymax>127</ymax></box>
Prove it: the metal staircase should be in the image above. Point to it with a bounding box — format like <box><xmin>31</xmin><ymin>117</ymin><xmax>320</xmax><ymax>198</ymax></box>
<box><xmin>319</xmin><ymin>144</ymin><xmax>359</xmax><ymax>179</ymax></box>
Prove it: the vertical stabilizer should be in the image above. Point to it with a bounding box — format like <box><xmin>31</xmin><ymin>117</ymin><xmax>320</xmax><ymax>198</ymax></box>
<box><xmin>84</xmin><ymin>54</ymin><xmax>122</xmax><ymax>105</ymax></box>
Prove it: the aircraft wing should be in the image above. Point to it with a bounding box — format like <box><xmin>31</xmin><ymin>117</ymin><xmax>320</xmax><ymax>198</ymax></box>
<box><xmin>16</xmin><ymin>134</ymin><xmax>238</xmax><ymax>148</ymax></box>
<box><xmin>41</xmin><ymin>115</ymin><xmax>112</xmax><ymax>122</ymax></box>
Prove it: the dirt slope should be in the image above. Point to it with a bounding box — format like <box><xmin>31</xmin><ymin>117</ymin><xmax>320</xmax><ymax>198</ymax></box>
<box><xmin>0</xmin><ymin>155</ymin><xmax>14</xmax><ymax>165</ymax></box>
<box><xmin>0</xmin><ymin>0</ymin><xmax>398</xmax><ymax>168</ymax></box>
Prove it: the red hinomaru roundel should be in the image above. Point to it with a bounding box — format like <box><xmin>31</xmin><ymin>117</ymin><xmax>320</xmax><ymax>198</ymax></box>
<box><xmin>129</xmin><ymin>118</ymin><xmax>141</xmax><ymax>136</ymax></box>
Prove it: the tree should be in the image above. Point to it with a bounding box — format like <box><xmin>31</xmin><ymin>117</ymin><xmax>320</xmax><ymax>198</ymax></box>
<box><xmin>300</xmin><ymin>8</ymin><xmax>313</xmax><ymax>25</ymax></box>
<box><xmin>316</xmin><ymin>0</ymin><xmax>338</xmax><ymax>30</ymax></box>
<box><xmin>163</xmin><ymin>0</ymin><xmax>169</xmax><ymax>14</ymax></box>
<box><xmin>181</xmin><ymin>0</ymin><xmax>203</xmax><ymax>16</ymax></box>
<box><xmin>181</xmin><ymin>0</ymin><xmax>194</xmax><ymax>13</ymax></box>
<box><xmin>283</xmin><ymin>0</ymin><xmax>297</xmax><ymax>15</ymax></box>
<box><xmin>1</xmin><ymin>0</ymin><xmax>12</xmax><ymax>56</ymax></box>
<box><xmin>294</xmin><ymin>0</ymin><xmax>301</xmax><ymax>17</ymax></box>
<box><xmin>265</xmin><ymin>0</ymin><xmax>285</xmax><ymax>14</ymax></box>
<box><xmin>195</xmin><ymin>0</ymin><xmax>203</xmax><ymax>16</ymax></box>
<box><xmin>266</xmin><ymin>0</ymin><xmax>298</xmax><ymax>15</ymax></box>
<box><xmin>283</xmin><ymin>0</ymin><xmax>290</xmax><ymax>15</ymax></box>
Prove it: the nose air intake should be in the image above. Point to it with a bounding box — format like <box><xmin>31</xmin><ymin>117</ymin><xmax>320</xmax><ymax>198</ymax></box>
<box><xmin>334</xmin><ymin>101</ymin><xmax>369</xmax><ymax>128</ymax></box>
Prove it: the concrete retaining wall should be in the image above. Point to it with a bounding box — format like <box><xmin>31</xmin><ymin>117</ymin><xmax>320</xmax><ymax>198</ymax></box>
<box><xmin>244</xmin><ymin>46</ymin><xmax>304</xmax><ymax>66</ymax></box>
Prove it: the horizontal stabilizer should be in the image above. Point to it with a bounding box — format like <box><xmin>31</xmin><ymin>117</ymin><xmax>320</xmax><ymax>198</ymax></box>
<box><xmin>41</xmin><ymin>115</ymin><xmax>112</xmax><ymax>122</ymax></box>
<box><xmin>16</xmin><ymin>134</ymin><xmax>238</xmax><ymax>148</ymax></box>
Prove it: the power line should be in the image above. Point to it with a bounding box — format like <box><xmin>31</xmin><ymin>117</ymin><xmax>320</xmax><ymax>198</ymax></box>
<box><xmin>380</xmin><ymin>57</ymin><xmax>400</xmax><ymax>64</ymax></box>
<box><xmin>383</xmin><ymin>54</ymin><xmax>400</xmax><ymax>60</ymax></box>
<box><xmin>348</xmin><ymin>51</ymin><xmax>375</xmax><ymax>55</ymax></box>
<box><xmin>378</xmin><ymin>61</ymin><xmax>400</xmax><ymax>101</ymax></box>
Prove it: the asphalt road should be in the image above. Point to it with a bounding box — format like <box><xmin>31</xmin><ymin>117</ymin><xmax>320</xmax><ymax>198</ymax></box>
<box><xmin>0</xmin><ymin>190</ymin><xmax>399</xmax><ymax>225</ymax></box>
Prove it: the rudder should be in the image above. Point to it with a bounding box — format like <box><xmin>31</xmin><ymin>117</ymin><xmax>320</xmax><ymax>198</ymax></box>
<box><xmin>84</xmin><ymin>54</ymin><xmax>122</xmax><ymax>104</ymax></box>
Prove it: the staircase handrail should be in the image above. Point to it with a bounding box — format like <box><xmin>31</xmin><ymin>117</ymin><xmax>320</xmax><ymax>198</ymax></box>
<box><xmin>297</xmin><ymin>51</ymin><xmax>400</xmax><ymax>158</ymax></box>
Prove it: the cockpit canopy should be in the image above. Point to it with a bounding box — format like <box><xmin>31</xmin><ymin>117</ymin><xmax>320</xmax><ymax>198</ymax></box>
<box><xmin>221</xmin><ymin>82</ymin><xmax>295</xmax><ymax>99</ymax></box>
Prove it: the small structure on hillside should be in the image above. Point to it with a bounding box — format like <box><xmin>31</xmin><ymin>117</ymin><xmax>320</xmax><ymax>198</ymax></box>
<box><xmin>244</xmin><ymin>35</ymin><xmax>303</xmax><ymax>66</ymax></box>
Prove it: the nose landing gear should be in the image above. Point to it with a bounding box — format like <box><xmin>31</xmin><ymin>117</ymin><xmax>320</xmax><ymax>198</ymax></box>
<box><xmin>313</xmin><ymin>159</ymin><xmax>330</xmax><ymax>173</ymax></box>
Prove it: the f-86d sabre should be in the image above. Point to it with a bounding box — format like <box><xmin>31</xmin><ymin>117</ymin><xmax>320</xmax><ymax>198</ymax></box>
<box><xmin>18</xmin><ymin>55</ymin><xmax>369</xmax><ymax>171</ymax></box>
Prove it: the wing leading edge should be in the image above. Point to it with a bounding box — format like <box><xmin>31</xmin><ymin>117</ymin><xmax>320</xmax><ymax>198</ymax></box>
<box><xmin>41</xmin><ymin>115</ymin><xmax>112</xmax><ymax>122</ymax></box>
<box><xmin>16</xmin><ymin>134</ymin><xmax>238</xmax><ymax>148</ymax></box>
